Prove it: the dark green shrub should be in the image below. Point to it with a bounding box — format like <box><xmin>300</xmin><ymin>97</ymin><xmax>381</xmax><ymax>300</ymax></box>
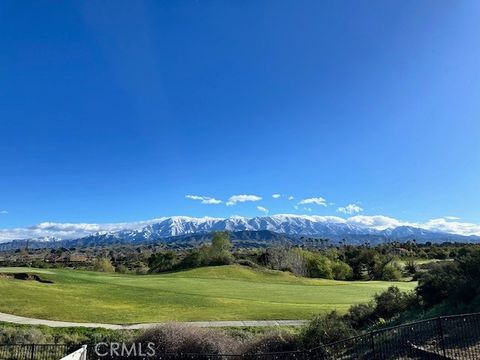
<box><xmin>306</xmin><ymin>254</ymin><xmax>333</xmax><ymax>279</ymax></box>
<box><xmin>345</xmin><ymin>303</ymin><xmax>375</xmax><ymax>328</ymax></box>
<box><xmin>331</xmin><ymin>261</ymin><xmax>353</xmax><ymax>280</ymax></box>
<box><xmin>301</xmin><ymin>312</ymin><xmax>355</xmax><ymax>348</ymax></box>
<box><xmin>416</xmin><ymin>262</ymin><xmax>463</xmax><ymax>307</ymax></box>
<box><xmin>404</xmin><ymin>260</ymin><xmax>417</xmax><ymax>275</ymax></box>
<box><xmin>374</xmin><ymin>286</ymin><xmax>416</xmax><ymax>319</ymax></box>
<box><xmin>379</xmin><ymin>265</ymin><xmax>402</xmax><ymax>281</ymax></box>
<box><xmin>148</xmin><ymin>251</ymin><xmax>178</xmax><ymax>273</ymax></box>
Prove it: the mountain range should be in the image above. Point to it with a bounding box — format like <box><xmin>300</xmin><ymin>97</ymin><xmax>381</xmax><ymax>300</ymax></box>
<box><xmin>1</xmin><ymin>215</ymin><xmax>479</xmax><ymax>250</ymax></box>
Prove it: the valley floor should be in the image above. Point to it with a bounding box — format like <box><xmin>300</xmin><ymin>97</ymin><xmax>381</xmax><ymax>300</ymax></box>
<box><xmin>0</xmin><ymin>265</ymin><xmax>416</xmax><ymax>324</ymax></box>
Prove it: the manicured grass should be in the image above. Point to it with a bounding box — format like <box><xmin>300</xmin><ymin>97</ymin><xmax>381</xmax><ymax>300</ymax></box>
<box><xmin>0</xmin><ymin>265</ymin><xmax>416</xmax><ymax>323</ymax></box>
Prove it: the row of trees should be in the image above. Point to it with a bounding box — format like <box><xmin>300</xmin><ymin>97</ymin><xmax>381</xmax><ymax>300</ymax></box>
<box><xmin>144</xmin><ymin>234</ymin><xmax>406</xmax><ymax>281</ymax></box>
<box><xmin>256</xmin><ymin>246</ymin><xmax>402</xmax><ymax>281</ymax></box>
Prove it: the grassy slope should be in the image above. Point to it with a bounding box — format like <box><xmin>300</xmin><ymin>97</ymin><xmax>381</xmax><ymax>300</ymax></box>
<box><xmin>0</xmin><ymin>265</ymin><xmax>416</xmax><ymax>323</ymax></box>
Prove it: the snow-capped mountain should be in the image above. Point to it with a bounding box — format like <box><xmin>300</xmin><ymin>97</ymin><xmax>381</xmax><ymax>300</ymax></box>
<box><xmin>1</xmin><ymin>215</ymin><xmax>479</xmax><ymax>250</ymax></box>
<box><xmin>115</xmin><ymin>215</ymin><xmax>379</xmax><ymax>240</ymax></box>
<box><xmin>110</xmin><ymin>215</ymin><xmax>478</xmax><ymax>242</ymax></box>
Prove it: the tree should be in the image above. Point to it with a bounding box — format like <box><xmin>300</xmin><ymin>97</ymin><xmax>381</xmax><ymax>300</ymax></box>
<box><xmin>305</xmin><ymin>253</ymin><xmax>333</xmax><ymax>279</ymax></box>
<box><xmin>378</xmin><ymin>264</ymin><xmax>402</xmax><ymax>281</ymax></box>
<box><xmin>93</xmin><ymin>257</ymin><xmax>115</xmax><ymax>272</ymax></box>
<box><xmin>206</xmin><ymin>232</ymin><xmax>234</xmax><ymax>265</ymax></box>
<box><xmin>211</xmin><ymin>231</ymin><xmax>232</xmax><ymax>251</ymax></box>
<box><xmin>148</xmin><ymin>251</ymin><xmax>178</xmax><ymax>273</ymax></box>
<box><xmin>416</xmin><ymin>262</ymin><xmax>463</xmax><ymax>307</ymax></box>
<box><xmin>331</xmin><ymin>261</ymin><xmax>353</xmax><ymax>280</ymax></box>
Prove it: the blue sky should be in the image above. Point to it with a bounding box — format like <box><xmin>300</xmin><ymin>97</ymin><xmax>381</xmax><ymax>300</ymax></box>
<box><xmin>1</xmin><ymin>1</ymin><xmax>479</xmax><ymax>234</ymax></box>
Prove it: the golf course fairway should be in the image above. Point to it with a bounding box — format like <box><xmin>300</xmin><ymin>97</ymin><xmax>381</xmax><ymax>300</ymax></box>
<box><xmin>0</xmin><ymin>265</ymin><xmax>416</xmax><ymax>323</ymax></box>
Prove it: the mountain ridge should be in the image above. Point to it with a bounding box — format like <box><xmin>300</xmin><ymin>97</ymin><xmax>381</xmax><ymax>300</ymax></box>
<box><xmin>0</xmin><ymin>215</ymin><xmax>479</xmax><ymax>250</ymax></box>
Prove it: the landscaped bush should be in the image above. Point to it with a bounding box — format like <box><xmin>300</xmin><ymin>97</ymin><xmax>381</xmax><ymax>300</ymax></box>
<box><xmin>300</xmin><ymin>312</ymin><xmax>355</xmax><ymax>349</ymax></box>
<box><xmin>242</xmin><ymin>330</ymin><xmax>299</xmax><ymax>354</ymax></box>
<box><xmin>345</xmin><ymin>303</ymin><xmax>376</xmax><ymax>328</ymax></box>
<box><xmin>373</xmin><ymin>286</ymin><xmax>417</xmax><ymax>319</ymax></box>
<box><xmin>135</xmin><ymin>323</ymin><xmax>240</xmax><ymax>355</ymax></box>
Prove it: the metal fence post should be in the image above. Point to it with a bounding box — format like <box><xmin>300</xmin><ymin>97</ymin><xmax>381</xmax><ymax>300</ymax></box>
<box><xmin>30</xmin><ymin>344</ymin><xmax>35</xmax><ymax>360</ymax></box>
<box><xmin>370</xmin><ymin>332</ymin><xmax>376</xmax><ymax>360</ymax></box>
<box><xmin>437</xmin><ymin>317</ymin><xmax>447</xmax><ymax>358</ymax></box>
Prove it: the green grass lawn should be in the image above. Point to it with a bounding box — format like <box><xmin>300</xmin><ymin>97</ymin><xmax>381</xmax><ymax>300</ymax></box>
<box><xmin>0</xmin><ymin>265</ymin><xmax>416</xmax><ymax>323</ymax></box>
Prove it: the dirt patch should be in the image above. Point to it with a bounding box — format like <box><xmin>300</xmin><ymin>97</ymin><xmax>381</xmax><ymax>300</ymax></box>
<box><xmin>0</xmin><ymin>273</ymin><xmax>53</xmax><ymax>283</ymax></box>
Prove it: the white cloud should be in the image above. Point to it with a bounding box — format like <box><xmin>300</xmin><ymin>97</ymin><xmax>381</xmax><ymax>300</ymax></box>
<box><xmin>272</xmin><ymin>194</ymin><xmax>281</xmax><ymax>199</ymax></box>
<box><xmin>185</xmin><ymin>195</ymin><xmax>222</xmax><ymax>205</ymax></box>
<box><xmin>419</xmin><ymin>218</ymin><xmax>480</xmax><ymax>236</ymax></box>
<box><xmin>444</xmin><ymin>216</ymin><xmax>460</xmax><ymax>220</ymax></box>
<box><xmin>293</xmin><ymin>205</ymin><xmax>299</xmax><ymax>210</ymax></box>
<box><xmin>288</xmin><ymin>196</ymin><xmax>294</xmax><ymax>201</ymax></box>
<box><xmin>298</xmin><ymin>197</ymin><xmax>327</xmax><ymax>207</ymax></box>
<box><xmin>303</xmin><ymin>207</ymin><xmax>312</xmax><ymax>212</ymax></box>
<box><xmin>226</xmin><ymin>194</ymin><xmax>262</xmax><ymax>206</ymax></box>
<box><xmin>0</xmin><ymin>210</ymin><xmax>7</xmax><ymax>214</ymax></box>
<box><xmin>337</xmin><ymin>204</ymin><xmax>363</xmax><ymax>215</ymax></box>
<box><xmin>346</xmin><ymin>215</ymin><xmax>402</xmax><ymax>230</ymax></box>
<box><xmin>257</xmin><ymin>206</ymin><xmax>269</xmax><ymax>214</ymax></box>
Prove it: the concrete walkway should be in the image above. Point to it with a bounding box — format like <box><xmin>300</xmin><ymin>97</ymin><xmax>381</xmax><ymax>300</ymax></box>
<box><xmin>0</xmin><ymin>312</ymin><xmax>306</xmax><ymax>329</ymax></box>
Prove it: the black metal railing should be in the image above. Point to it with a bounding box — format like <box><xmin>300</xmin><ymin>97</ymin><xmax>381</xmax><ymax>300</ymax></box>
<box><xmin>320</xmin><ymin>312</ymin><xmax>480</xmax><ymax>359</ymax></box>
<box><xmin>2</xmin><ymin>313</ymin><xmax>480</xmax><ymax>359</ymax></box>
<box><xmin>0</xmin><ymin>344</ymin><xmax>74</xmax><ymax>360</ymax></box>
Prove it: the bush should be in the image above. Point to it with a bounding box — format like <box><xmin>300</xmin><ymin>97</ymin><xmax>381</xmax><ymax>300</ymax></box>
<box><xmin>374</xmin><ymin>286</ymin><xmax>416</xmax><ymax>319</ymax></box>
<box><xmin>178</xmin><ymin>250</ymin><xmax>202</xmax><ymax>269</ymax></box>
<box><xmin>136</xmin><ymin>324</ymin><xmax>240</xmax><ymax>355</ymax></box>
<box><xmin>379</xmin><ymin>265</ymin><xmax>402</xmax><ymax>281</ymax></box>
<box><xmin>0</xmin><ymin>328</ymin><xmax>47</xmax><ymax>344</ymax></box>
<box><xmin>115</xmin><ymin>264</ymin><xmax>129</xmax><ymax>274</ymax></box>
<box><xmin>331</xmin><ymin>261</ymin><xmax>353</xmax><ymax>280</ymax></box>
<box><xmin>148</xmin><ymin>251</ymin><xmax>178</xmax><ymax>273</ymax></box>
<box><xmin>404</xmin><ymin>260</ymin><xmax>417</xmax><ymax>275</ymax></box>
<box><xmin>416</xmin><ymin>262</ymin><xmax>463</xmax><ymax>307</ymax></box>
<box><xmin>300</xmin><ymin>312</ymin><xmax>355</xmax><ymax>349</ymax></box>
<box><xmin>236</xmin><ymin>259</ymin><xmax>258</xmax><ymax>268</ymax></box>
<box><xmin>93</xmin><ymin>258</ymin><xmax>115</xmax><ymax>272</ymax></box>
<box><xmin>242</xmin><ymin>330</ymin><xmax>299</xmax><ymax>354</ymax></box>
<box><xmin>306</xmin><ymin>254</ymin><xmax>333</xmax><ymax>279</ymax></box>
<box><xmin>345</xmin><ymin>303</ymin><xmax>375</xmax><ymax>328</ymax></box>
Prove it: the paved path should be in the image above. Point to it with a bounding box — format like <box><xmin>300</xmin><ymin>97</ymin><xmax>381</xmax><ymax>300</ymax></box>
<box><xmin>0</xmin><ymin>312</ymin><xmax>306</xmax><ymax>329</ymax></box>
